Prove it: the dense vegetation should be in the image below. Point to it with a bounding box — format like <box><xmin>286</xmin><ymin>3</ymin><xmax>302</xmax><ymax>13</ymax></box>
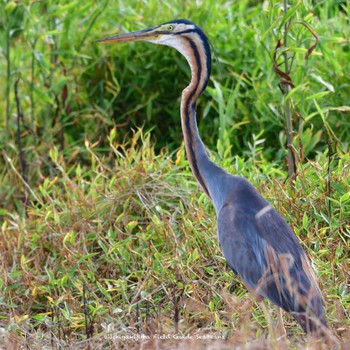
<box><xmin>0</xmin><ymin>0</ymin><xmax>349</xmax><ymax>348</ymax></box>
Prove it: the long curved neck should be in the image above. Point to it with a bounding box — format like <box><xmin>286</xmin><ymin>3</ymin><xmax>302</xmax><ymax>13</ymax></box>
<box><xmin>178</xmin><ymin>36</ymin><xmax>216</xmax><ymax>199</ymax></box>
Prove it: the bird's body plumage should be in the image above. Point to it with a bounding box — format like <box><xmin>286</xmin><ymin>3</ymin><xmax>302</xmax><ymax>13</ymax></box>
<box><xmin>216</xmin><ymin>174</ymin><xmax>326</xmax><ymax>332</ymax></box>
<box><xmin>98</xmin><ymin>19</ymin><xmax>328</xmax><ymax>336</ymax></box>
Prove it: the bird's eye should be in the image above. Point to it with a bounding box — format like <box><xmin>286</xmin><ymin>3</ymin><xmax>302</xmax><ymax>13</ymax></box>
<box><xmin>167</xmin><ymin>25</ymin><xmax>174</xmax><ymax>31</ymax></box>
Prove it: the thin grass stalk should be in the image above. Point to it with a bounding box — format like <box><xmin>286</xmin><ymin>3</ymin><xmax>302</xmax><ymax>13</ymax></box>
<box><xmin>283</xmin><ymin>0</ymin><xmax>297</xmax><ymax>186</ymax></box>
<box><xmin>6</xmin><ymin>24</ymin><xmax>11</xmax><ymax>129</ymax></box>
<box><xmin>14</xmin><ymin>79</ymin><xmax>28</xmax><ymax>214</ymax></box>
<box><xmin>30</xmin><ymin>39</ymin><xmax>37</xmax><ymax>127</ymax></box>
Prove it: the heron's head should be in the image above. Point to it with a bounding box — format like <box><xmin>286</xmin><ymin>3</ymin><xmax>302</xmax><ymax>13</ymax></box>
<box><xmin>97</xmin><ymin>19</ymin><xmax>211</xmax><ymax>72</ymax></box>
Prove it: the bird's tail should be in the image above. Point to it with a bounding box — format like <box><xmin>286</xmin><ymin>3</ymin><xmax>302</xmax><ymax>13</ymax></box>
<box><xmin>292</xmin><ymin>307</ymin><xmax>328</xmax><ymax>337</ymax></box>
<box><xmin>293</xmin><ymin>255</ymin><xmax>329</xmax><ymax>337</ymax></box>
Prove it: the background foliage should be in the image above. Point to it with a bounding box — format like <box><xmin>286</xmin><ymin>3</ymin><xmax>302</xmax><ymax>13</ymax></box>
<box><xmin>0</xmin><ymin>0</ymin><xmax>349</xmax><ymax>349</ymax></box>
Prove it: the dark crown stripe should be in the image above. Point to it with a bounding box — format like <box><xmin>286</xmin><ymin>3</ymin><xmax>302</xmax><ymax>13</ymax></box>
<box><xmin>174</xmin><ymin>29</ymin><xmax>197</xmax><ymax>35</ymax></box>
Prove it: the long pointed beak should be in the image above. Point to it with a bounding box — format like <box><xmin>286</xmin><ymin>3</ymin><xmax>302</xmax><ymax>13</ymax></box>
<box><xmin>96</xmin><ymin>26</ymin><xmax>160</xmax><ymax>43</ymax></box>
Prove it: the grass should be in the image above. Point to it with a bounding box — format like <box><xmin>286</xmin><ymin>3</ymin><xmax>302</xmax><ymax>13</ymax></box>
<box><xmin>1</xmin><ymin>130</ymin><xmax>349</xmax><ymax>349</ymax></box>
<box><xmin>0</xmin><ymin>0</ymin><xmax>349</xmax><ymax>349</ymax></box>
